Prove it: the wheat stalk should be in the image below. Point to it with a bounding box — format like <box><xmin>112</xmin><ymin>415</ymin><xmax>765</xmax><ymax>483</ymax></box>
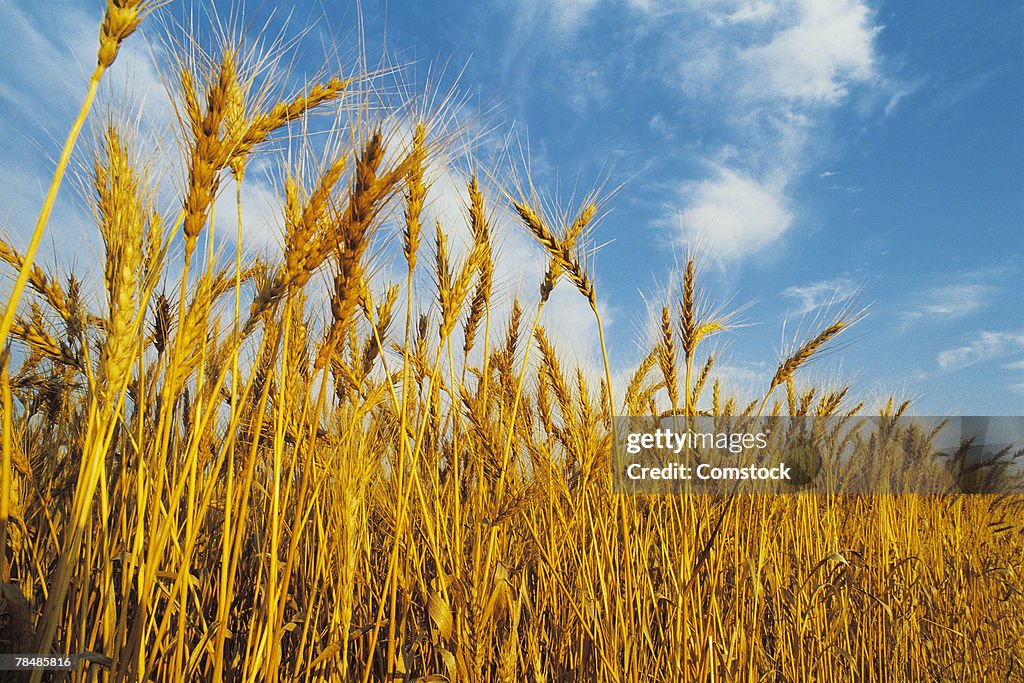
<box><xmin>756</xmin><ymin>320</ymin><xmax>849</xmax><ymax>420</ymax></box>
<box><xmin>769</xmin><ymin>321</ymin><xmax>847</xmax><ymax>392</ymax></box>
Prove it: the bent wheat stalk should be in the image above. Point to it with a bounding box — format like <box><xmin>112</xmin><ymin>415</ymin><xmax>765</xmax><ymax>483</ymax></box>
<box><xmin>756</xmin><ymin>320</ymin><xmax>849</xmax><ymax>419</ymax></box>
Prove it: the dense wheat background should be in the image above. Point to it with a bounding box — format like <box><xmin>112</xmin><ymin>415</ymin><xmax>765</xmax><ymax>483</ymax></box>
<box><xmin>0</xmin><ymin>3</ymin><xmax>1021</xmax><ymax>681</ymax></box>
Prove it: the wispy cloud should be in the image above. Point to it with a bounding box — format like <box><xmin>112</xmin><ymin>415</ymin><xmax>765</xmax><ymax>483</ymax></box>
<box><xmin>515</xmin><ymin>0</ymin><xmax>601</xmax><ymax>33</ymax></box>
<box><xmin>783</xmin><ymin>276</ymin><xmax>858</xmax><ymax>315</ymax></box>
<box><xmin>723</xmin><ymin>1</ymin><xmax>779</xmax><ymax>25</ymax></box>
<box><xmin>655</xmin><ymin>0</ymin><xmax>881</xmax><ymax>106</ymax></box>
<box><xmin>0</xmin><ymin>3</ymin><xmax>96</xmax><ymax>128</ymax></box>
<box><xmin>709</xmin><ymin>361</ymin><xmax>770</xmax><ymax>403</ymax></box>
<box><xmin>937</xmin><ymin>330</ymin><xmax>1024</xmax><ymax>372</ymax></box>
<box><xmin>902</xmin><ymin>284</ymin><xmax>999</xmax><ymax>325</ymax></box>
<box><xmin>551</xmin><ymin>0</ymin><xmax>602</xmax><ymax>29</ymax></box>
<box><xmin>565</xmin><ymin>64</ymin><xmax>610</xmax><ymax>113</ymax></box>
<box><xmin>923</xmin><ymin>64</ymin><xmax>1018</xmax><ymax>120</ymax></box>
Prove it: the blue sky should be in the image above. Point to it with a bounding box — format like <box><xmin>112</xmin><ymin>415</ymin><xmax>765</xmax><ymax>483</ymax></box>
<box><xmin>0</xmin><ymin>0</ymin><xmax>1021</xmax><ymax>414</ymax></box>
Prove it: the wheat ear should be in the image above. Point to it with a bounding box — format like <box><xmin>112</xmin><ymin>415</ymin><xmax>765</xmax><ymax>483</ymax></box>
<box><xmin>658</xmin><ymin>306</ymin><xmax>679</xmax><ymax>412</ymax></box>
<box><xmin>757</xmin><ymin>320</ymin><xmax>848</xmax><ymax>419</ymax></box>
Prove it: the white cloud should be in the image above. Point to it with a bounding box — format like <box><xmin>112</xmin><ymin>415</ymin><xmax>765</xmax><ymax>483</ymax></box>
<box><xmin>652</xmin><ymin>0</ymin><xmax>883</xmax><ymax>260</ymax></box>
<box><xmin>540</xmin><ymin>283</ymin><xmax>608</xmax><ymax>364</ymax></box>
<box><xmin>566</xmin><ymin>65</ymin><xmax>610</xmax><ymax>112</ymax></box>
<box><xmin>504</xmin><ymin>0</ymin><xmax>886</xmax><ymax>267</ymax></box>
<box><xmin>709</xmin><ymin>361</ymin><xmax>769</xmax><ymax>405</ymax></box>
<box><xmin>551</xmin><ymin>0</ymin><xmax>602</xmax><ymax>29</ymax></box>
<box><xmin>677</xmin><ymin>46</ymin><xmax>725</xmax><ymax>97</ymax></box>
<box><xmin>663</xmin><ymin>0</ymin><xmax>880</xmax><ymax>105</ymax></box>
<box><xmin>937</xmin><ymin>331</ymin><xmax>1024</xmax><ymax>372</ymax></box>
<box><xmin>517</xmin><ymin>0</ymin><xmax>601</xmax><ymax>32</ymax></box>
<box><xmin>0</xmin><ymin>4</ymin><xmax>97</xmax><ymax>208</ymax></box>
<box><xmin>211</xmin><ymin>174</ymin><xmax>282</xmax><ymax>253</ymax></box>
<box><xmin>783</xmin><ymin>276</ymin><xmax>857</xmax><ymax>315</ymax></box>
<box><xmin>0</xmin><ymin>3</ymin><xmax>96</xmax><ymax>125</ymax></box>
<box><xmin>677</xmin><ymin>167</ymin><xmax>791</xmax><ymax>259</ymax></box>
<box><xmin>489</xmin><ymin>203</ymin><xmax>611</xmax><ymax>371</ymax></box>
<box><xmin>0</xmin><ymin>0</ymin><xmax>185</xmax><ymax>299</ymax></box>
<box><xmin>919</xmin><ymin>286</ymin><xmax>995</xmax><ymax>317</ymax></box>
<box><xmin>627</xmin><ymin>0</ymin><xmax>656</xmax><ymax>11</ymax></box>
<box><xmin>739</xmin><ymin>0</ymin><xmax>878</xmax><ymax>104</ymax></box>
<box><xmin>724</xmin><ymin>1</ymin><xmax>780</xmax><ymax>25</ymax></box>
<box><xmin>903</xmin><ymin>284</ymin><xmax>998</xmax><ymax>325</ymax></box>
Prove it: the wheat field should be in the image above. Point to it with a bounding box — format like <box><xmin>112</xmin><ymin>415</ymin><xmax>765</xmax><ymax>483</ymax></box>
<box><xmin>0</xmin><ymin>4</ymin><xmax>1022</xmax><ymax>681</ymax></box>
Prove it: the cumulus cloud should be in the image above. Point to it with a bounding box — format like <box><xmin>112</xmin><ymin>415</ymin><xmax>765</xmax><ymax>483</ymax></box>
<box><xmin>738</xmin><ymin>0</ymin><xmax>878</xmax><ymax>104</ymax></box>
<box><xmin>937</xmin><ymin>331</ymin><xmax>1024</xmax><ymax>372</ymax></box>
<box><xmin>678</xmin><ymin>168</ymin><xmax>791</xmax><ymax>259</ymax></box>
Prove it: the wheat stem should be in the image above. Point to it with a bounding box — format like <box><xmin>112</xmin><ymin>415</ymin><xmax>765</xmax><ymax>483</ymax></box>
<box><xmin>0</xmin><ymin>355</ymin><xmax>11</xmax><ymax>583</ymax></box>
<box><xmin>0</xmin><ymin>68</ymin><xmax>105</xmax><ymax>353</ymax></box>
